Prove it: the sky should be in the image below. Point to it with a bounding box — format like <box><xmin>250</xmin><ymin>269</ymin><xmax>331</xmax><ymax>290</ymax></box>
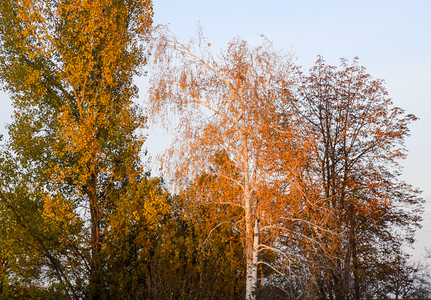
<box><xmin>0</xmin><ymin>0</ymin><xmax>430</xmax><ymax>258</ymax></box>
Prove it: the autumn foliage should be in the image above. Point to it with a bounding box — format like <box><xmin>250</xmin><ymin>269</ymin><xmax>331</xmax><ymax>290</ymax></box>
<box><xmin>0</xmin><ymin>3</ymin><xmax>425</xmax><ymax>299</ymax></box>
<box><xmin>146</xmin><ymin>29</ymin><xmax>423</xmax><ymax>300</ymax></box>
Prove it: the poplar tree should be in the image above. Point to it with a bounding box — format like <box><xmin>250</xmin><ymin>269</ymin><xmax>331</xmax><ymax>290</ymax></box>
<box><xmin>0</xmin><ymin>0</ymin><xmax>153</xmax><ymax>298</ymax></box>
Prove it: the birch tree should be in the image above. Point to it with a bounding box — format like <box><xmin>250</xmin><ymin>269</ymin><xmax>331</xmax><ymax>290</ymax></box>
<box><xmin>149</xmin><ymin>30</ymin><xmax>329</xmax><ymax>299</ymax></box>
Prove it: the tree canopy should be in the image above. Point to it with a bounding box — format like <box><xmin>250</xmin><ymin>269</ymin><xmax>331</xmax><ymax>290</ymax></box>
<box><xmin>0</xmin><ymin>0</ymin><xmax>155</xmax><ymax>298</ymax></box>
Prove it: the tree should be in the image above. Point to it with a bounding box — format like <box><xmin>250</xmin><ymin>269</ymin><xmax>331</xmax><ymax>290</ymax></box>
<box><xmin>366</xmin><ymin>252</ymin><xmax>431</xmax><ymax>299</ymax></box>
<box><xmin>141</xmin><ymin>165</ymin><xmax>246</xmax><ymax>299</ymax></box>
<box><xmin>149</xmin><ymin>30</ymin><xmax>329</xmax><ymax>300</ymax></box>
<box><xmin>0</xmin><ymin>0</ymin><xmax>153</xmax><ymax>298</ymax></box>
<box><xmin>0</xmin><ymin>148</ymin><xmax>88</xmax><ymax>298</ymax></box>
<box><xmin>295</xmin><ymin>57</ymin><xmax>423</xmax><ymax>299</ymax></box>
<box><xmin>102</xmin><ymin>177</ymin><xmax>169</xmax><ymax>299</ymax></box>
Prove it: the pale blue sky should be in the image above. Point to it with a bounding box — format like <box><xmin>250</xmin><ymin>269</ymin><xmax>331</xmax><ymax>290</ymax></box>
<box><xmin>0</xmin><ymin>0</ymin><xmax>430</xmax><ymax>258</ymax></box>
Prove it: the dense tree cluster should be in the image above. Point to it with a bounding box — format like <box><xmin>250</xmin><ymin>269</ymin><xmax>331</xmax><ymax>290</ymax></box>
<box><xmin>0</xmin><ymin>1</ymin><xmax>426</xmax><ymax>299</ymax></box>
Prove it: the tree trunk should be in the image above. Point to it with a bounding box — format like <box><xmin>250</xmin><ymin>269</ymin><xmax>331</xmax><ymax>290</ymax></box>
<box><xmin>245</xmin><ymin>219</ymin><xmax>259</xmax><ymax>300</ymax></box>
<box><xmin>350</xmin><ymin>215</ymin><xmax>360</xmax><ymax>300</ymax></box>
<box><xmin>88</xmin><ymin>175</ymin><xmax>103</xmax><ymax>300</ymax></box>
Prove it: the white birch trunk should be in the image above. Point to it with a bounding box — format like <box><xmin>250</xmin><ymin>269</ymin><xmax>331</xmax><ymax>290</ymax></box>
<box><xmin>242</xmin><ymin>111</ymin><xmax>259</xmax><ymax>300</ymax></box>
<box><xmin>245</xmin><ymin>219</ymin><xmax>259</xmax><ymax>300</ymax></box>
